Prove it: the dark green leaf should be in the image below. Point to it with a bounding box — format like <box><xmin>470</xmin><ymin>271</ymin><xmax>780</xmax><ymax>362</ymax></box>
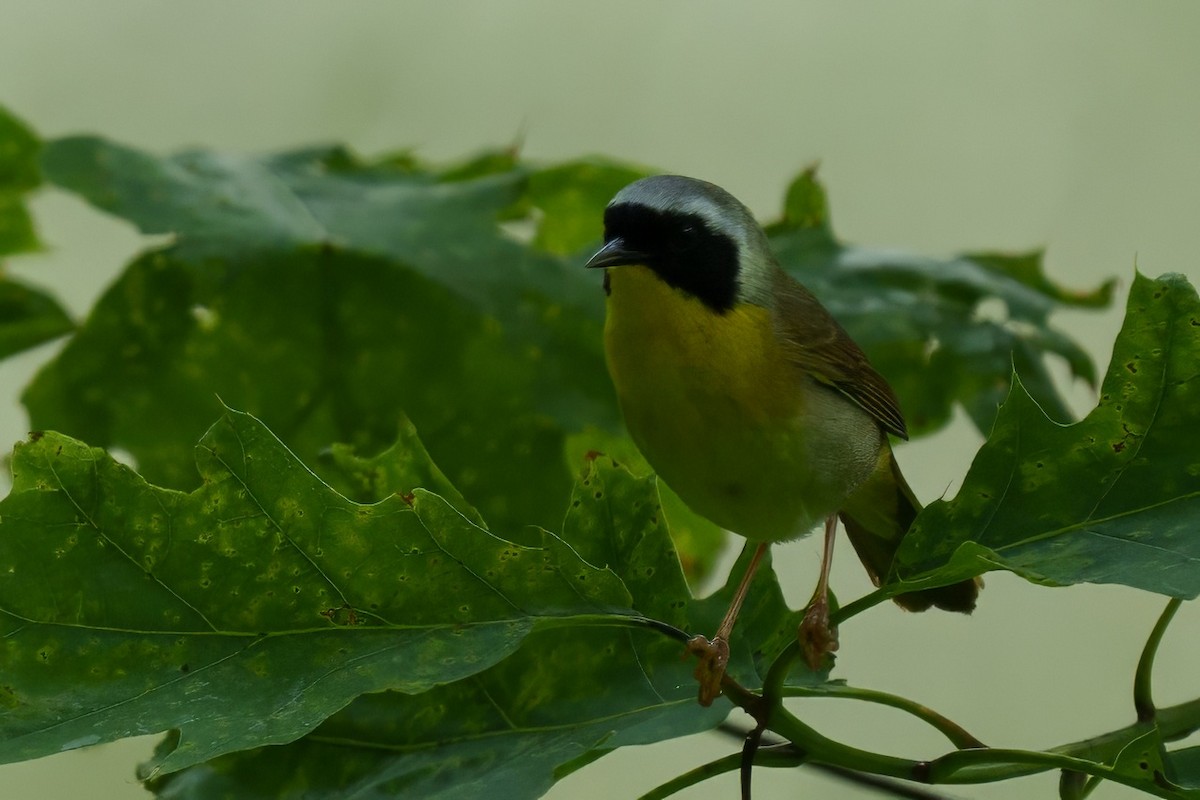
<box><xmin>0</xmin><ymin>410</ymin><xmax>634</xmax><ymax>775</ymax></box>
<box><xmin>0</xmin><ymin>107</ymin><xmax>41</xmax><ymax>192</ymax></box>
<box><xmin>317</xmin><ymin>414</ymin><xmax>484</xmax><ymax>527</ymax></box>
<box><xmin>892</xmin><ymin>272</ymin><xmax>1200</xmax><ymax>599</ymax></box>
<box><xmin>145</xmin><ymin>456</ymin><xmax>809</xmax><ymax>800</ymax></box>
<box><xmin>562</xmin><ymin>427</ymin><xmax>726</xmax><ymax>582</ymax></box>
<box><xmin>0</xmin><ymin>195</ymin><xmax>39</xmax><ymax>257</ymax></box>
<box><xmin>20</xmin><ymin>246</ymin><xmax>603</xmax><ymax>532</ymax></box>
<box><xmin>39</xmin><ymin>137</ymin><xmax>600</xmax><ymax>315</ymax></box>
<box><xmin>1167</xmin><ymin>746</ymin><xmax>1200</xmax><ymax>790</ymax></box>
<box><xmin>527</xmin><ymin>158</ymin><xmax>649</xmax><ymax>255</ymax></box>
<box><xmin>779</xmin><ymin>164</ymin><xmax>830</xmax><ymax>230</ymax></box>
<box><xmin>0</xmin><ymin>274</ymin><xmax>73</xmax><ymax>360</ymax></box>
<box><xmin>0</xmin><ymin>106</ymin><xmax>42</xmax><ymax>256</ymax></box>
<box><xmin>1111</xmin><ymin>729</ymin><xmax>1170</xmax><ymax>786</ymax></box>
<box><xmin>33</xmin><ymin>138</ymin><xmax>616</xmax><ymax>531</ymax></box>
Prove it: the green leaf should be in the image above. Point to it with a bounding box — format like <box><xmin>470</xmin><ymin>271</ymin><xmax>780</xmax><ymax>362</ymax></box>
<box><xmin>144</xmin><ymin>455</ymin><xmax>808</xmax><ymax>800</ymax></box>
<box><xmin>1</xmin><ymin>413</ymin><xmax>806</xmax><ymax>794</ymax></box>
<box><xmin>147</xmin><ymin>644</ymin><xmax>701</xmax><ymax>800</ymax></box>
<box><xmin>0</xmin><ymin>106</ymin><xmax>42</xmax><ymax>256</ymax></box>
<box><xmin>765</xmin><ymin>169</ymin><xmax>1113</xmax><ymax>435</ymax></box>
<box><xmin>526</xmin><ymin>158</ymin><xmax>650</xmax><ymax>255</ymax></box>
<box><xmin>20</xmin><ymin>246</ymin><xmax>602</xmax><ymax>533</ymax></box>
<box><xmin>0</xmin><ymin>107</ymin><xmax>41</xmax><ymax>192</ymax></box>
<box><xmin>1167</xmin><ymin>746</ymin><xmax>1200</xmax><ymax>790</ymax></box>
<box><xmin>1111</xmin><ymin>729</ymin><xmax>1170</xmax><ymax>786</ymax></box>
<box><xmin>39</xmin><ymin>136</ymin><xmax>610</xmax><ymax>413</ymax></box>
<box><xmin>563</xmin><ymin>427</ymin><xmax>726</xmax><ymax>583</ymax></box>
<box><xmin>779</xmin><ymin>164</ymin><xmax>830</xmax><ymax>230</ymax></box>
<box><xmin>317</xmin><ymin>414</ymin><xmax>485</xmax><ymax>528</ymax></box>
<box><xmin>1106</xmin><ymin>729</ymin><xmax>1200</xmax><ymax>798</ymax></box>
<box><xmin>0</xmin><ymin>409</ymin><xmax>633</xmax><ymax>776</ymax></box>
<box><xmin>892</xmin><ymin>272</ymin><xmax>1200</xmax><ymax>599</ymax></box>
<box><xmin>0</xmin><ymin>274</ymin><xmax>73</xmax><ymax>360</ymax></box>
<box><xmin>32</xmin><ymin>138</ymin><xmax>616</xmax><ymax>532</ymax></box>
<box><xmin>39</xmin><ymin>137</ymin><xmax>600</xmax><ymax>316</ymax></box>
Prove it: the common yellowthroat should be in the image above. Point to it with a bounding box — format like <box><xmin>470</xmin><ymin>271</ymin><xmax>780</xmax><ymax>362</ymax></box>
<box><xmin>584</xmin><ymin>175</ymin><xmax>979</xmax><ymax>705</ymax></box>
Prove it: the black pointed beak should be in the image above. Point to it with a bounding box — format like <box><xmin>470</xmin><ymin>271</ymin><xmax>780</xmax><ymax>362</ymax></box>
<box><xmin>583</xmin><ymin>237</ymin><xmax>648</xmax><ymax>269</ymax></box>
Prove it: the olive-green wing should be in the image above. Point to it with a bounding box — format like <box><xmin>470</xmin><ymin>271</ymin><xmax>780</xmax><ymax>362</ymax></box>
<box><xmin>771</xmin><ymin>270</ymin><xmax>909</xmax><ymax>440</ymax></box>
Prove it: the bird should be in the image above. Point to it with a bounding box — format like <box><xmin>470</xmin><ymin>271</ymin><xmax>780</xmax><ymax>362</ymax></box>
<box><xmin>583</xmin><ymin>175</ymin><xmax>979</xmax><ymax>706</ymax></box>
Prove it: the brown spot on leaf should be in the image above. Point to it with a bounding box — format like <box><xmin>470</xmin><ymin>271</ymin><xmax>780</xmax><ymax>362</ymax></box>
<box><xmin>320</xmin><ymin>605</ymin><xmax>361</xmax><ymax>626</ymax></box>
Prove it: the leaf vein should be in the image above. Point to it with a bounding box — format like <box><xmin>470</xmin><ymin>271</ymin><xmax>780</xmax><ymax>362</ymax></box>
<box><xmin>45</xmin><ymin>454</ymin><xmax>217</xmax><ymax>632</ymax></box>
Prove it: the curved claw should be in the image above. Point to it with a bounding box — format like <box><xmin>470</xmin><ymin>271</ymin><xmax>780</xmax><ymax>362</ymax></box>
<box><xmin>687</xmin><ymin>634</ymin><xmax>730</xmax><ymax>706</ymax></box>
<box><xmin>799</xmin><ymin>597</ymin><xmax>839</xmax><ymax>671</ymax></box>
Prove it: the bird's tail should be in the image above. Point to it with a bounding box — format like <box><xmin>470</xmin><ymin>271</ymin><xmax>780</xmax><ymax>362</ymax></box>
<box><xmin>839</xmin><ymin>444</ymin><xmax>980</xmax><ymax>613</ymax></box>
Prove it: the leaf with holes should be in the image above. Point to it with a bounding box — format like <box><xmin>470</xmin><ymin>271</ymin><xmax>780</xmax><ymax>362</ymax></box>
<box><xmin>316</xmin><ymin>413</ymin><xmax>484</xmax><ymax>528</ymax></box>
<box><xmin>20</xmin><ymin>245</ymin><xmax>606</xmax><ymax>536</ymax></box>
<box><xmin>890</xmin><ymin>272</ymin><xmax>1200</xmax><ymax>598</ymax></box>
<box><xmin>145</xmin><ymin>456</ymin><xmax>812</xmax><ymax>800</ymax></box>
<box><xmin>30</xmin><ymin>139</ymin><xmax>614</xmax><ymax>535</ymax></box>
<box><xmin>0</xmin><ymin>408</ymin><xmax>636</xmax><ymax>776</ymax></box>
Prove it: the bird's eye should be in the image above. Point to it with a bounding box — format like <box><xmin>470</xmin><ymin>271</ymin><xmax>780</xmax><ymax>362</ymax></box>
<box><xmin>668</xmin><ymin>233</ymin><xmax>691</xmax><ymax>253</ymax></box>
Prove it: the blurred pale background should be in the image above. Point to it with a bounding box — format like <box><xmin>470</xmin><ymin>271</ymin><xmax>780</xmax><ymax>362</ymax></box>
<box><xmin>1</xmin><ymin>2</ymin><xmax>1198</xmax><ymax>798</ymax></box>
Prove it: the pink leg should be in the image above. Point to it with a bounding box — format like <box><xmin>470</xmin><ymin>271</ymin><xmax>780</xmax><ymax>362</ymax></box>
<box><xmin>799</xmin><ymin>514</ymin><xmax>840</xmax><ymax>670</ymax></box>
<box><xmin>687</xmin><ymin>541</ymin><xmax>769</xmax><ymax>706</ymax></box>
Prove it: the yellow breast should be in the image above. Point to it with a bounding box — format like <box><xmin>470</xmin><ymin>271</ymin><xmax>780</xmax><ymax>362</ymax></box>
<box><xmin>603</xmin><ymin>266</ymin><xmax>880</xmax><ymax>541</ymax></box>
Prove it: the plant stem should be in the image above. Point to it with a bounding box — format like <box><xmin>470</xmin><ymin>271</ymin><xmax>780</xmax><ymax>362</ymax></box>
<box><xmin>767</xmin><ymin>704</ymin><xmax>922</xmax><ymax>780</ymax></box>
<box><xmin>1134</xmin><ymin>598</ymin><xmax>1183</xmax><ymax>721</ymax></box>
<box><xmin>741</xmin><ymin>725</ymin><xmax>764</xmax><ymax>800</ymax></box>
<box><xmin>814</xmin><ymin>764</ymin><xmax>969</xmax><ymax>800</ymax></box>
<box><xmin>729</xmin><ymin>693</ymin><xmax>1200</xmax><ymax>797</ymax></box>
<box><xmin>636</xmin><ymin>748</ymin><xmax>803</xmax><ymax>800</ymax></box>
<box><xmin>782</xmin><ymin>684</ymin><xmax>984</xmax><ymax>749</ymax></box>
<box><xmin>830</xmin><ymin>586</ymin><xmax>893</xmax><ymax>625</ymax></box>
<box><xmin>1081</xmin><ymin>773</ymin><xmax>1105</xmax><ymax>798</ymax></box>
<box><xmin>636</xmin><ymin>753</ymin><xmax>741</xmax><ymax>800</ymax></box>
<box><xmin>761</xmin><ymin>640</ymin><xmax>800</xmax><ymax>703</ymax></box>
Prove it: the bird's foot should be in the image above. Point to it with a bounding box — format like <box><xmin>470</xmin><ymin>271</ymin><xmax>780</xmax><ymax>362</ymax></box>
<box><xmin>798</xmin><ymin>598</ymin><xmax>838</xmax><ymax>671</ymax></box>
<box><xmin>686</xmin><ymin>634</ymin><xmax>730</xmax><ymax>707</ymax></box>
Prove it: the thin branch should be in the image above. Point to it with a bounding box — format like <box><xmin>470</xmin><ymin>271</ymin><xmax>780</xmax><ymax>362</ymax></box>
<box><xmin>734</xmin><ymin>695</ymin><xmax>1200</xmax><ymax>797</ymax></box>
<box><xmin>1134</xmin><ymin>597</ymin><xmax>1183</xmax><ymax>722</ymax></box>
<box><xmin>782</xmin><ymin>684</ymin><xmax>984</xmax><ymax>750</ymax></box>
<box><xmin>714</xmin><ymin>725</ymin><xmax>966</xmax><ymax>800</ymax></box>
<box><xmin>830</xmin><ymin>586</ymin><xmax>894</xmax><ymax>625</ymax></box>
<box><xmin>741</xmin><ymin>725</ymin><xmax>764</xmax><ymax>800</ymax></box>
<box><xmin>817</xmin><ymin>763</ymin><xmax>969</xmax><ymax>800</ymax></box>
<box><xmin>637</xmin><ymin>753</ymin><xmax>742</xmax><ymax>800</ymax></box>
<box><xmin>636</xmin><ymin>747</ymin><xmax>803</xmax><ymax>800</ymax></box>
